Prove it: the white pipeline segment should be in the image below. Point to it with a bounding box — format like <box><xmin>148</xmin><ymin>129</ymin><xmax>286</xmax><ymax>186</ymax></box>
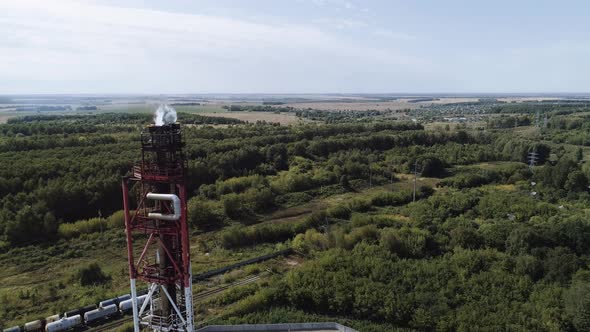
<box><xmin>185</xmin><ymin>287</ymin><xmax>195</xmax><ymax>332</ymax></box>
<box><xmin>139</xmin><ymin>284</ymin><xmax>158</xmax><ymax>317</ymax></box>
<box><xmin>130</xmin><ymin>278</ymin><xmax>140</xmax><ymax>332</ymax></box>
<box><xmin>146</xmin><ymin>193</ymin><xmax>181</xmax><ymax>221</ymax></box>
<box><xmin>185</xmin><ymin>262</ymin><xmax>195</xmax><ymax>332</ymax></box>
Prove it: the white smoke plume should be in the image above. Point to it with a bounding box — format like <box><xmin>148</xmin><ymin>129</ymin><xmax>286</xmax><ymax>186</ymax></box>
<box><xmin>154</xmin><ymin>104</ymin><xmax>177</xmax><ymax>126</ymax></box>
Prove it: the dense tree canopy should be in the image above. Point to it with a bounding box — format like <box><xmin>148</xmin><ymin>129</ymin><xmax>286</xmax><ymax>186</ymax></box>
<box><xmin>3</xmin><ymin>105</ymin><xmax>590</xmax><ymax>331</ymax></box>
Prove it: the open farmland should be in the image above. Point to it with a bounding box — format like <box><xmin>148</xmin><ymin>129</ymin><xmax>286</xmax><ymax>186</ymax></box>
<box><xmin>200</xmin><ymin>111</ymin><xmax>301</xmax><ymax>125</ymax></box>
<box><xmin>0</xmin><ymin>114</ymin><xmax>15</xmax><ymax>124</ymax></box>
<box><xmin>284</xmin><ymin>99</ymin><xmax>420</xmax><ymax>111</ymax></box>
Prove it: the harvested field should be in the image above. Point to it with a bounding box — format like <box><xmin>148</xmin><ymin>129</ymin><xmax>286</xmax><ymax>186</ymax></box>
<box><xmin>497</xmin><ymin>97</ymin><xmax>562</xmax><ymax>102</ymax></box>
<box><xmin>416</xmin><ymin>97</ymin><xmax>479</xmax><ymax>104</ymax></box>
<box><xmin>284</xmin><ymin>100</ymin><xmax>418</xmax><ymax>111</ymax></box>
<box><xmin>284</xmin><ymin>97</ymin><xmax>481</xmax><ymax>111</ymax></box>
<box><xmin>0</xmin><ymin>114</ymin><xmax>13</xmax><ymax>123</ymax></box>
<box><xmin>200</xmin><ymin>111</ymin><xmax>301</xmax><ymax>125</ymax></box>
<box><xmin>283</xmin><ymin>96</ymin><xmax>576</xmax><ymax>112</ymax></box>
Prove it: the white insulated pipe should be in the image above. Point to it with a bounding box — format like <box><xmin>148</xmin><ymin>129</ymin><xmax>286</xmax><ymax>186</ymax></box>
<box><xmin>130</xmin><ymin>278</ymin><xmax>140</xmax><ymax>332</ymax></box>
<box><xmin>146</xmin><ymin>193</ymin><xmax>181</xmax><ymax>221</ymax></box>
<box><xmin>185</xmin><ymin>262</ymin><xmax>195</xmax><ymax>332</ymax></box>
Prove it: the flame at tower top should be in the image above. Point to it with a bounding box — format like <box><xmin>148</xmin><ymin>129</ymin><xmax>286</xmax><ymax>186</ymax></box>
<box><xmin>154</xmin><ymin>104</ymin><xmax>177</xmax><ymax>126</ymax></box>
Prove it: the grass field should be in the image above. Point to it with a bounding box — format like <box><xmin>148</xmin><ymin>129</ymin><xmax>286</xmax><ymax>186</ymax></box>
<box><xmin>0</xmin><ymin>229</ymin><xmax>282</xmax><ymax>327</ymax></box>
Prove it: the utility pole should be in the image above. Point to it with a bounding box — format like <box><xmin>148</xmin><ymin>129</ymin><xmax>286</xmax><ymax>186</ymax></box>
<box><xmin>320</xmin><ymin>215</ymin><xmax>330</xmax><ymax>250</ymax></box>
<box><xmin>98</xmin><ymin>209</ymin><xmax>103</xmax><ymax>249</ymax></box>
<box><xmin>543</xmin><ymin>113</ymin><xmax>548</xmax><ymax>129</ymax></box>
<box><xmin>413</xmin><ymin>160</ymin><xmax>418</xmax><ymax>202</ymax></box>
<box><xmin>390</xmin><ymin>165</ymin><xmax>394</xmax><ymax>185</ymax></box>
<box><xmin>369</xmin><ymin>163</ymin><xmax>372</xmax><ymax>188</ymax></box>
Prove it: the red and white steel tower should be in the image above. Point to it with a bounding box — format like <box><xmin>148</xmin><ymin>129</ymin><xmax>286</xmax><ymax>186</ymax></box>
<box><xmin>122</xmin><ymin>123</ymin><xmax>194</xmax><ymax>332</ymax></box>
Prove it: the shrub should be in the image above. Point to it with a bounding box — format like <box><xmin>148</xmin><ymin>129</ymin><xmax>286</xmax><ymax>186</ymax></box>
<box><xmin>340</xmin><ymin>175</ymin><xmax>350</xmax><ymax>189</ymax></box>
<box><xmin>216</xmin><ymin>175</ymin><xmax>267</xmax><ymax>197</ymax></box>
<box><xmin>566</xmin><ymin>271</ymin><xmax>590</xmax><ymax>331</ymax></box>
<box><xmin>275</xmin><ymin>192</ymin><xmax>314</xmax><ymax>207</ymax></box>
<box><xmin>293</xmin><ymin>229</ymin><xmax>329</xmax><ymax>253</ymax></box>
<box><xmin>371</xmin><ymin>186</ymin><xmax>432</xmax><ymax>207</ymax></box>
<box><xmin>188</xmin><ymin>198</ymin><xmax>225</xmax><ymax>230</ymax></box>
<box><xmin>348</xmin><ymin>199</ymin><xmax>372</xmax><ymax>212</ymax></box>
<box><xmin>0</xmin><ymin>240</ymin><xmax>9</xmax><ymax>253</ymax></box>
<box><xmin>333</xmin><ymin>225</ymin><xmax>379</xmax><ymax>250</ymax></box>
<box><xmin>439</xmin><ymin>170</ymin><xmax>501</xmax><ymax>189</ymax></box>
<box><xmin>327</xmin><ymin>204</ymin><xmax>352</xmax><ymax>219</ymax></box>
<box><xmin>58</xmin><ymin>218</ymin><xmax>107</xmax><ymax>239</ymax></box>
<box><xmin>221</xmin><ymin>188</ymin><xmax>275</xmax><ymax>220</ymax></box>
<box><xmin>76</xmin><ymin>262</ymin><xmax>111</xmax><ymax>286</ymax></box>
<box><xmin>223</xmin><ymin>194</ymin><xmax>248</xmax><ymax>219</ymax></box>
<box><xmin>372</xmin><ymin>190</ymin><xmax>413</xmax><ymax>207</ymax></box>
<box><xmin>271</xmin><ymin>171</ymin><xmax>315</xmax><ymax>194</ymax></box>
<box><xmin>107</xmin><ymin>210</ymin><xmax>126</xmax><ymax>228</ymax></box>
<box><xmin>380</xmin><ymin>227</ymin><xmax>431</xmax><ymax>258</ymax></box>
<box><xmin>208</xmin><ymin>284</ymin><xmax>259</xmax><ymax>307</ymax></box>
<box><xmin>231</xmin><ymin>288</ymin><xmax>280</xmax><ymax>315</ymax></box>
<box><xmin>221</xmin><ymin>223</ymin><xmax>297</xmax><ymax>248</ymax></box>
<box><xmin>117</xmin><ymin>322</ymin><xmax>136</xmax><ymax>332</ymax></box>
<box><xmin>418</xmin><ymin>156</ymin><xmax>447</xmax><ymax>177</ymax></box>
<box><xmin>220</xmin><ymin>211</ymin><xmax>328</xmax><ymax>248</ymax></box>
<box><xmin>350</xmin><ymin>214</ymin><xmax>403</xmax><ymax>229</ymax></box>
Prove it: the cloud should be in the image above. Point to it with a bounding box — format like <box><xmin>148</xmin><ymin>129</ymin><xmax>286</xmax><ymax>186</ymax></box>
<box><xmin>372</xmin><ymin>28</ymin><xmax>416</xmax><ymax>41</ymax></box>
<box><xmin>313</xmin><ymin>18</ymin><xmax>368</xmax><ymax>29</ymax></box>
<box><xmin>307</xmin><ymin>0</ymin><xmax>357</xmax><ymax>11</ymax></box>
<box><xmin>0</xmin><ymin>0</ymin><xmax>426</xmax><ymax>93</ymax></box>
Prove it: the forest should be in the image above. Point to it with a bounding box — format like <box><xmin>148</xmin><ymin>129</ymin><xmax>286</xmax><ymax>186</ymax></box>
<box><xmin>2</xmin><ymin>103</ymin><xmax>590</xmax><ymax>331</ymax></box>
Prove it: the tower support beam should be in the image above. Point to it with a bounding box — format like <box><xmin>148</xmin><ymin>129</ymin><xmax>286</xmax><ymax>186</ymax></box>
<box><xmin>123</xmin><ymin>123</ymin><xmax>194</xmax><ymax>332</ymax></box>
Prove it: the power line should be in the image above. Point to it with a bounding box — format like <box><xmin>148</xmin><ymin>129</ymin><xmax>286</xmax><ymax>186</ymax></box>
<box><xmin>413</xmin><ymin>160</ymin><xmax>419</xmax><ymax>202</ymax></box>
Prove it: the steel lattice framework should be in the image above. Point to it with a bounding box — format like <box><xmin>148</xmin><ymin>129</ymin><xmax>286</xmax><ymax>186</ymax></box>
<box><xmin>122</xmin><ymin>123</ymin><xmax>194</xmax><ymax>332</ymax></box>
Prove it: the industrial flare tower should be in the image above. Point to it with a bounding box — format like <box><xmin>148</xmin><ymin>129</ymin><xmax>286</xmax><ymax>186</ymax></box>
<box><xmin>122</xmin><ymin>123</ymin><xmax>194</xmax><ymax>332</ymax></box>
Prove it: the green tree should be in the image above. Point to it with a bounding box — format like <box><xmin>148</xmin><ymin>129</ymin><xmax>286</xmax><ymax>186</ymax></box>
<box><xmin>188</xmin><ymin>198</ymin><xmax>225</xmax><ymax>230</ymax></box>
<box><xmin>565</xmin><ymin>170</ymin><xmax>588</xmax><ymax>192</ymax></box>
<box><xmin>339</xmin><ymin>175</ymin><xmax>350</xmax><ymax>189</ymax></box>
<box><xmin>565</xmin><ymin>272</ymin><xmax>590</xmax><ymax>331</ymax></box>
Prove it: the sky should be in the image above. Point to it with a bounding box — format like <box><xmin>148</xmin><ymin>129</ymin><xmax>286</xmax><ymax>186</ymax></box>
<box><xmin>1</xmin><ymin>0</ymin><xmax>590</xmax><ymax>94</ymax></box>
